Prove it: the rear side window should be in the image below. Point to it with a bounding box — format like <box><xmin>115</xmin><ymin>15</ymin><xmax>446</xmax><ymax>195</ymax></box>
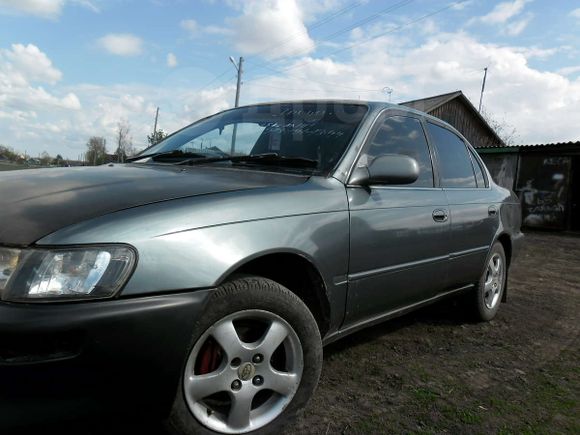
<box><xmin>469</xmin><ymin>148</ymin><xmax>487</xmax><ymax>188</ymax></box>
<box><xmin>427</xmin><ymin>123</ymin><xmax>477</xmax><ymax>188</ymax></box>
<box><xmin>362</xmin><ymin>116</ymin><xmax>434</xmax><ymax>187</ymax></box>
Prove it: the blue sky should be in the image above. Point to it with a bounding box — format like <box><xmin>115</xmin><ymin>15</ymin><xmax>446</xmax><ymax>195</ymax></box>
<box><xmin>0</xmin><ymin>0</ymin><xmax>579</xmax><ymax>158</ymax></box>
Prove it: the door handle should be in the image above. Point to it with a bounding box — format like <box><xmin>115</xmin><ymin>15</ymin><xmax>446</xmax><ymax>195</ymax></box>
<box><xmin>488</xmin><ymin>206</ymin><xmax>498</xmax><ymax>217</ymax></box>
<box><xmin>432</xmin><ymin>209</ymin><xmax>448</xmax><ymax>222</ymax></box>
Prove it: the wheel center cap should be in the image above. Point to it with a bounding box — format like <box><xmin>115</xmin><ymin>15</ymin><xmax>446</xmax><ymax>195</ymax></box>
<box><xmin>238</xmin><ymin>362</ymin><xmax>256</xmax><ymax>381</ymax></box>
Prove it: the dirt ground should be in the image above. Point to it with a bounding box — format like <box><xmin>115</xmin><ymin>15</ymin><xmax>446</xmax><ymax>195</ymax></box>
<box><xmin>291</xmin><ymin>232</ymin><xmax>579</xmax><ymax>434</ymax></box>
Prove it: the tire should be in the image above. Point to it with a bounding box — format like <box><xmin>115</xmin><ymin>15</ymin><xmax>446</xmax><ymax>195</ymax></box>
<box><xmin>165</xmin><ymin>276</ymin><xmax>323</xmax><ymax>435</ymax></box>
<box><xmin>469</xmin><ymin>242</ymin><xmax>507</xmax><ymax>322</ymax></box>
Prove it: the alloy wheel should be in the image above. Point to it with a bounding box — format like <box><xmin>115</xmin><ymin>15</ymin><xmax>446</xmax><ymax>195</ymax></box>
<box><xmin>483</xmin><ymin>253</ymin><xmax>504</xmax><ymax>309</ymax></box>
<box><xmin>183</xmin><ymin>310</ymin><xmax>303</xmax><ymax>434</ymax></box>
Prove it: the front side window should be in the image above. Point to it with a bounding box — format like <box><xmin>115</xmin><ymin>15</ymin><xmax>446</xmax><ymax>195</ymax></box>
<box><xmin>427</xmin><ymin>123</ymin><xmax>477</xmax><ymax>188</ymax></box>
<box><xmin>360</xmin><ymin>116</ymin><xmax>434</xmax><ymax>187</ymax></box>
<box><xmin>135</xmin><ymin>103</ymin><xmax>368</xmax><ymax>175</ymax></box>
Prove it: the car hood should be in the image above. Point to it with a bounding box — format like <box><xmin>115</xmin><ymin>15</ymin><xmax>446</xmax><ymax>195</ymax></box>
<box><xmin>0</xmin><ymin>164</ymin><xmax>308</xmax><ymax>246</ymax></box>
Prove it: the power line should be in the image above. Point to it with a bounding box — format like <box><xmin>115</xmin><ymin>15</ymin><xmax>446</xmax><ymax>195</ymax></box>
<box><xmin>244</xmin><ymin>62</ymin><xmax>383</xmax><ymax>93</ymax></box>
<box><xmin>279</xmin><ymin>0</ymin><xmax>468</xmax><ymax>75</ymax></box>
<box><xmin>244</xmin><ymin>82</ymin><xmax>382</xmax><ymax>94</ymax></box>
<box><xmin>245</xmin><ymin>0</ymin><xmax>415</xmax><ymax>76</ymax></box>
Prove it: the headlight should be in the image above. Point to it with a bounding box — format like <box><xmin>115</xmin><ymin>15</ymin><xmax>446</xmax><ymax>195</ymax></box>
<box><xmin>0</xmin><ymin>246</ymin><xmax>136</xmax><ymax>302</ymax></box>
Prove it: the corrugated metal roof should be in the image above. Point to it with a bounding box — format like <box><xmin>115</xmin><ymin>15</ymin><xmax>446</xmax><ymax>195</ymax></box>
<box><xmin>518</xmin><ymin>141</ymin><xmax>580</xmax><ymax>148</ymax></box>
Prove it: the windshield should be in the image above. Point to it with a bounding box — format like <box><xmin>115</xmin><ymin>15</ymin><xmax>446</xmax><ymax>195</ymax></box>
<box><xmin>136</xmin><ymin>102</ymin><xmax>368</xmax><ymax>175</ymax></box>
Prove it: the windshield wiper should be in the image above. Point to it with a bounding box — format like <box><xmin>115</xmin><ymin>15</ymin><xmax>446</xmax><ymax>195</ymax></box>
<box><xmin>180</xmin><ymin>153</ymin><xmax>318</xmax><ymax>168</ymax></box>
<box><xmin>126</xmin><ymin>150</ymin><xmax>207</xmax><ymax>162</ymax></box>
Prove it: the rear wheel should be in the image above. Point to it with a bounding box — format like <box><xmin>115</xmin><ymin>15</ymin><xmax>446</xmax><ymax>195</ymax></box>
<box><xmin>165</xmin><ymin>277</ymin><xmax>322</xmax><ymax>434</ymax></box>
<box><xmin>469</xmin><ymin>242</ymin><xmax>507</xmax><ymax>322</ymax></box>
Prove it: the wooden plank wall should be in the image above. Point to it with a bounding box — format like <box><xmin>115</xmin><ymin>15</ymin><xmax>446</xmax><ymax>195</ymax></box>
<box><xmin>429</xmin><ymin>99</ymin><xmax>503</xmax><ymax>148</ymax></box>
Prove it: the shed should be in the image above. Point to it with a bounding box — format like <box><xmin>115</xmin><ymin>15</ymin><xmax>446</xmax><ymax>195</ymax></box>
<box><xmin>478</xmin><ymin>142</ymin><xmax>580</xmax><ymax>231</ymax></box>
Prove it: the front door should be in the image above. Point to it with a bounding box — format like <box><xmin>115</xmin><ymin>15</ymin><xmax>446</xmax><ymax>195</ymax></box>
<box><xmin>344</xmin><ymin>113</ymin><xmax>450</xmax><ymax>327</ymax></box>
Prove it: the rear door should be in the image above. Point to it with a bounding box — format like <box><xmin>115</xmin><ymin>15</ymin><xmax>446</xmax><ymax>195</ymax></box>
<box><xmin>425</xmin><ymin>121</ymin><xmax>498</xmax><ymax>289</ymax></box>
<box><xmin>344</xmin><ymin>112</ymin><xmax>450</xmax><ymax>326</ymax></box>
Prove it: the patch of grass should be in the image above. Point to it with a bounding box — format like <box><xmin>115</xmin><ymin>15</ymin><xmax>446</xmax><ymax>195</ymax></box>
<box><xmin>351</xmin><ymin>415</ymin><xmax>384</xmax><ymax>433</ymax></box>
<box><xmin>455</xmin><ymin>409</ymin><xmax>482</xmax><ymax>425</ymax></box>
<box><xmin>412</xmin><ymin>387</ymin><xmax>439</xmax><ymax>405</ymax></box>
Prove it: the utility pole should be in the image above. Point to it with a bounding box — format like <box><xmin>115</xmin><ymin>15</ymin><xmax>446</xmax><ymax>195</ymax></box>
<box><xmin>153</xmin><ymin>107</ymin><xmax>159</xmax><ymax>141</ymax></box>
<box><xmin>230</xmin><ymin>56</ymin><xmax>244</xmax><ymax>108</ymax></box>
<box><xmin>479</xmin><ymin>67</ymin><xmax>488</xmax><ymax>112</ymax></box>
<box><xmin>229</xmin><ymin>56</ymin><xmax>244</xmax><ymax>154</ymax></box>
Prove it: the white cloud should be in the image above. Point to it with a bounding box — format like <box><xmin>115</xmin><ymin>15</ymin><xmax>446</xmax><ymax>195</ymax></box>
<box><xmin>479</xmin><ymin>0</ymin><xmax>531</xmax><ymax>24</ymax></box>
<box><xmin>228</xmin><ymin>0</ymin><xmax>315</xmax><ymax>59</ymax></box>
<box><xmin>0</xmin><ymin>0</ymin><xmax>98</xmax><ymax>18</ymax></box>
<box><xmin>570</xmin><ymin>8</ymin><xmax>580</xmax><ymax>19</ymax></box>
<box><xmin>557</xmin><ymin>65</ymin><xmax>580</xmax><ymax>76</ymax></box>
<box><xmin>505</xmin><ymin>13</ymin><xmax>533</xmax><ymax>36</ymax></box>
<box><xmin>2</xmin><ymin>43</ymin><xmax>62</xmax><ymax>84</ymax></box>
<box><xmin>470</xmin><ymin>0</ymin><xmax>533</xmax><ymax>37</ymax></box>
<box><xmin>180</xmin><ymin>19</ymin><xmax>198</xmax><ymax>35</ymax></box>
<box><xmin>180</xmin><ymin>19</ymin><xmax>233</xmax><ymax>37</ymax></box>
<box><xmin>0</xmin><ymin>43</ymin><xmax>81</xmax><ymax>141</ymax></box>
<box><xmin>97</xmin><ymin>33</ymin><xmax>143</xmax><ymax>56</ymax></box>
<box><xmin>0</xmin><ymin>0</ymin><xmax>64</xmax><ymax>18</ymax></box>
<box><xmin>167</xmin><ymin>52</ymin><xmax>178</xmax><ymax>68</ymax></box>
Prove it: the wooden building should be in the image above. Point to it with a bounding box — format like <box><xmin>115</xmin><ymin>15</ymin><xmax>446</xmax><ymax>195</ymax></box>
<box><xmin>401</xmin><ymin>91</ymin><xmax>580</xmax><ymax>231</ymax></box>
<box><xmin>401</xmin><ymin>90</ymin><xmax>505</xmax><ymax>149</ymax></box>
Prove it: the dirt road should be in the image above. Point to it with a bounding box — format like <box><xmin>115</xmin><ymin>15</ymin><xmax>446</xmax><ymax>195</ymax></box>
<box><xmin>292</xmin><ymin>232</ymin><xmax>579</xmax><ymax>434</ymax></box>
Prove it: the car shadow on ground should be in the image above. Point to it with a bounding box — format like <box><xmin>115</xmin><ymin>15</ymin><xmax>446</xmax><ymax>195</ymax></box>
<box><xmin>324</xmin><ymin>296</ymin><xmax>472</xmax><ymax>358</ymax></box>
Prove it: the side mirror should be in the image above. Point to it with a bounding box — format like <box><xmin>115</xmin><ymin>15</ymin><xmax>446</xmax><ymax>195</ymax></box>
<box><xmin>349</xmin><ymin>154</ymin><xmax>419</xmax><ymax>186</ymax></box>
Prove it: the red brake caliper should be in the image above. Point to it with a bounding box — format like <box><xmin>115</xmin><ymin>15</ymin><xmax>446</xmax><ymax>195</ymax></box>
<box><xmin>198</xmin><ymin>340</ymin><xmax>222</xmax><ymax>375</ymax></box>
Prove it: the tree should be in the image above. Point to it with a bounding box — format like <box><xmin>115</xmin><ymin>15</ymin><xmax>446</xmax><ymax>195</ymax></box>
<box><xmin>0</xmin><ymin>145</ymin><xmax>19</xmax><ymax>162</ymax></box>
<box><xmin>147</xmin><ymin>129</ymin><xmax>167</xmax><ymax>146</ymax></box>
<box><xmin>39</xmin><ymin>151</ymin><xmax>52</xmax><ymax>166</ymax></box>
<box><xmin>115</xmin><ymin>120</ymin><xmax>134</xmax><ymax>162</ymax></box>
<box><xmin>53</xmin><ymin>154</ymin><xmax>64</xmax><ymax>166</ymax></box>
<box><xmin>86</xmin><ymin>136</ymin><xmax>107</xmax><ymax>165</ymax></box>
<box><xmin>481</xmin><ymin>107</ymin><xmax>519</xmax><ymax>146</ymax></box>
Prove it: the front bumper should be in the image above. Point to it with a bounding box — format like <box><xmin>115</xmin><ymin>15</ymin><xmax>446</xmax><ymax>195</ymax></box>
<box><xmin>0</xmin><ymin>290</ymin><xmax>212</xmax><ymax>430</ymax></box>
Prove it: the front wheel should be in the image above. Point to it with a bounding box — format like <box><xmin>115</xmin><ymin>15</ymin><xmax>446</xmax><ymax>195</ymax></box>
<box><xmin>469</xmin><ymin>242</ymin><xmax>507</xmax><ymax>322</ymax></box>
<box><xmin>165</xmin><ymin>277</ymin><xmax>322</xmax><ymax>434</ymax></box>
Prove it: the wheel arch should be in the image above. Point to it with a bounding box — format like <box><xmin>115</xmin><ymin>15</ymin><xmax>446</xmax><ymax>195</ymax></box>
<box><xmin>496</xmin><ymin>232</ymin><xmax>513</xmax><ymax>268</ymax></box>
<box><xmin>217</xmin><ymin>250</ymin><xmax>331</xmax><ymax>337</ymax></box>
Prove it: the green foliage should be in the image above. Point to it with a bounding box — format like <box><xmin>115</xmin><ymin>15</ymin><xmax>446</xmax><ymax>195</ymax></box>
<box><xmin>0</xmin><ymin>145</ymin><xmax>21</xmax><ymax>162</ymax></box>
<box><xmin>147</xmin><ymin>129</ymin><xmax>167</xmax><ymax>146</ymax></box>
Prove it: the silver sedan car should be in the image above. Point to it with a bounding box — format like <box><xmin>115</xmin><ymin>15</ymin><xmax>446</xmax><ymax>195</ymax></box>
<box><xmin>0</xmin><ymin>100</ymin><xmax>522</xmax><ymax>434</ymax></box>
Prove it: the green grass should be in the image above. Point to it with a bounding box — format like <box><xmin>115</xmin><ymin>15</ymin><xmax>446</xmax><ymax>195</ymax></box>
<box><xmin>0</xmin><ymin>162</ymin><xmax>27</xmax><ymax>171</ymax></box>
